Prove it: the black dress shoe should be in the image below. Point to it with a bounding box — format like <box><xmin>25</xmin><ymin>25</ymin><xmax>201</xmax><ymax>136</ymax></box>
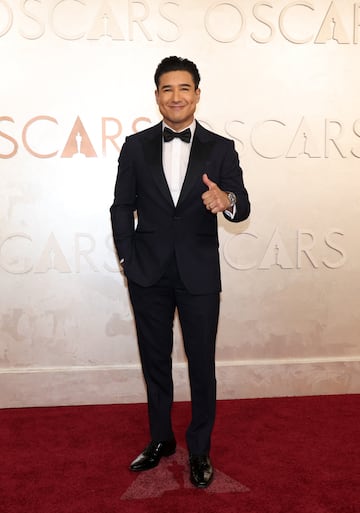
<box><xmin>189</xmin><ymin>454</ymin><xmax>214</xmax><ymax>488</ymax></box>
<box><xmin>129</xmin><ymin>439</ymin><xmax>176</xmax><ymax>471</ymax></box>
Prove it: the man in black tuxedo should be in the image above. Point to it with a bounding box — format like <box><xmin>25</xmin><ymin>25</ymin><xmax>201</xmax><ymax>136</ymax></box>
<box><xmin>110</xmin><ymin>56</ymin><xmax>250</xmax><ymax>488</ymax></box>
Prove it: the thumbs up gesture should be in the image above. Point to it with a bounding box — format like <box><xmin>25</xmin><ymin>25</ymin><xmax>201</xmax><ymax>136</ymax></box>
<box><xmin>201</xmin><ymin>173</ymin><xmax>231</xmax><ymax>214</ymax></box>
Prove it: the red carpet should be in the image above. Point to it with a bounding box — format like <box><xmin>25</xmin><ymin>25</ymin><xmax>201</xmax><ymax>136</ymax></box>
<box><xmin>1</xmin><ymin>395</ymin><xmax>359</xmax><ymax>513</ymax></box>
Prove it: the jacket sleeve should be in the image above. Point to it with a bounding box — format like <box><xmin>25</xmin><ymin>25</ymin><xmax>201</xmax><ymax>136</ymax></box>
<box><xmin>109</xmin><ymin>138</ymin><xmax>137</xmax><ymax>263</ymax></box>
<box><xmin>219</xmin><ymin>139</ymin><xmax>250</xmax><ymax>223</ymax></box>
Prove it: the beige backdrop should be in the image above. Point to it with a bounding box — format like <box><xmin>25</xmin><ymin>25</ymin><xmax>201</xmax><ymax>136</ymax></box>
<box><xmin>1</xmin><ymin>0</ymin><xmax>360</xmax><ymax>408</ymax></box>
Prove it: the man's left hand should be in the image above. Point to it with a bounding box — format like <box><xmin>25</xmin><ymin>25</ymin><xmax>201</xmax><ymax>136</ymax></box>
<box><xmin>201</xmin><ymin>173</ymin><xmax>231</xmax><ymax>214</ymax></box>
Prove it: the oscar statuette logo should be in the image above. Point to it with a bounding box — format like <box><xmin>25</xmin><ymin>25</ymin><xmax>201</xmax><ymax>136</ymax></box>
<box><xmin>61</xmin><ymin>117</ymin><xmax>97</xmax><ymax>158</ymax></box>
<box><xmin>121</xmin><ymin>446</ymin><xmax>249</xmax><ymax>500</ymax></box>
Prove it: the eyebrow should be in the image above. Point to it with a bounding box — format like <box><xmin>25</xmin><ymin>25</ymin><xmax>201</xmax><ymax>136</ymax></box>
<box><xmin>161</xmin><ymin>83</ymin><xmax>192</xmax><ymax>89</ymax></box>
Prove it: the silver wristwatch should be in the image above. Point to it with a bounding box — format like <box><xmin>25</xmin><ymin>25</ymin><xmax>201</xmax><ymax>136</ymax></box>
<box><xmin>226</xmin><ymin>191</ymin><xmax>237</xmax><ymax>208</ymax></box>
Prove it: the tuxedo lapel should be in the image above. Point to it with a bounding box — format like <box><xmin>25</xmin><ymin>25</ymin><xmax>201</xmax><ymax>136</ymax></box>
<box><xmin>177</xmin><ymin>123</ymin><xmax>213</xmax><ymax>206</ymax></box>
<box><xmin>142</xmin><ymin>123</ymin><xmax>174</xmax><ymax>206</ymax></box>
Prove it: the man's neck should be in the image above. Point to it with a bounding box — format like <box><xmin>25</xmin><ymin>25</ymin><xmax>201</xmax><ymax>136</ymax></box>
<box><xmin>163</xmin><ymin>119</ymin><xmax>196</xmax><ymax>133</ymax></box>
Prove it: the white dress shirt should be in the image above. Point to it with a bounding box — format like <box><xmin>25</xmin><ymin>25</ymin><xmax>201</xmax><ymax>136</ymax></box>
<box><xmin>162</xmin><ymin>120</ymin><xmax>195</xmax><ymax>205</ymax></box>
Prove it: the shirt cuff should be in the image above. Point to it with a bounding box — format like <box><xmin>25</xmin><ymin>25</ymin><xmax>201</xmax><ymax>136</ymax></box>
<box><xmin>224</xmin><ymin>204</ymin><xmax>237</xmax><ymax>220</ymax></box>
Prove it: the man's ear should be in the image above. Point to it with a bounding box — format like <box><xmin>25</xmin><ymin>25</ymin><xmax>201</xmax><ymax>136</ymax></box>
<box><xmin>155</xmin><ymin>89</ymin><xmax>159</xmax><ymax>104</ymax></box>
<box><xmin>196</xmin><ymin>88</ymin><xmax>201</xmax><ymax>103</ymax></box>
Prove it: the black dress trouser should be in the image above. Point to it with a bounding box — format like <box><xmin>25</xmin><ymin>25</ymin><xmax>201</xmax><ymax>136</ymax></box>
<box><xmin>128</xmin><ymin>256</ymin><xmax>220</xmax><ymax>455</ymax></box>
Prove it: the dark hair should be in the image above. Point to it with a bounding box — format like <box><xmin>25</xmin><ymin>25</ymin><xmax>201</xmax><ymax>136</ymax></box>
<box><xmin>154</xmin><ymin>56</ymin><xmax>201</xmax><ymax>90</ymax></box>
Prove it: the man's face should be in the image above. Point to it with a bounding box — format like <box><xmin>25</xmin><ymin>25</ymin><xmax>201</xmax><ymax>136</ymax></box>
<box><xmin>155</xmin><ymin>70</ymin><xmax>200</xmax><ymax>131</ymax></box>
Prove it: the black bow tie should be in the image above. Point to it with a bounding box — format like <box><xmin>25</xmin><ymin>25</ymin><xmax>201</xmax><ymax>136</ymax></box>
<box><xmin>163</xmin><ymin>127</ymin><xmax>191</xmax><ymax>143</ymax></box>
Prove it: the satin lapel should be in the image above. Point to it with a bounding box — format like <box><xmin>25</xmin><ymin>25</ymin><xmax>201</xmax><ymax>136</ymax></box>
<box><xmin>177</xmin><ymin>128</ymin><xmax>212</xmax><ymax>205</ymax></box>
<box><xmin>143</xmin><ymin>123</ymin><xmax>174</xmax><ymax>205</ymax></box>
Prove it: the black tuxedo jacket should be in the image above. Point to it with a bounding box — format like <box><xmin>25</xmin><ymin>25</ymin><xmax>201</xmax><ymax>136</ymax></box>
<box><xmin>110</xmin><ymin>121</ymin><xmax>250</xmax><ymax>294</ymax></box>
